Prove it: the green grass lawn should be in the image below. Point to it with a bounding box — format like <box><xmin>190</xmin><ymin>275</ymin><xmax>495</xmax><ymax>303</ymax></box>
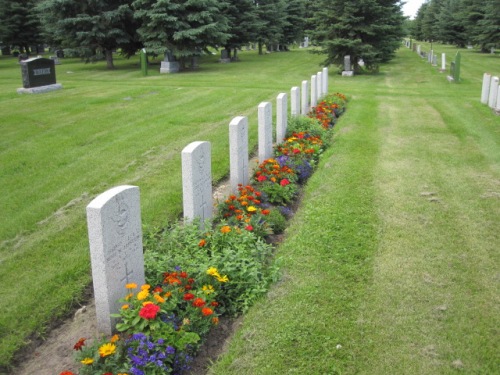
<box><xmin>0</xmin><ymin>49</ymin><xmax>326</xmax><ymax>369</ymax></box>
<box><xmin>1</xmin><ymin>43</ymin><xmax>499</xmax><ymax>373</ymax></box>
<box><xmin>209</xmin><ymin>46</ymin><xmax>500</xmax><ymax>374</ymax></box>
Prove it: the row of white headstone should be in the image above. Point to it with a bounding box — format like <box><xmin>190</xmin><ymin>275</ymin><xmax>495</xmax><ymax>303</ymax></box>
<box><xmin>86</xmin><ymin>67</ymin><xmax>330</xmax><ymax>335</ymax></box>
<box><xmin>411</xmin><ymin>43</ymin><xmax>447</xmax><ymax>72</ymax></box>
<box><xmin>480</xmin><ymin>73</ymin><xmax>500</xmax><ymax>112</ymax></box>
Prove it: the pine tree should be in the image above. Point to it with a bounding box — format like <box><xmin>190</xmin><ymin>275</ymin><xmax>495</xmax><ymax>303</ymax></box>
<box><xmin>36</xmin><ymin>0</ymin><xmax>140</xmax><ymax>69</ymax></box>
<box><xmin>0</xmin><ymin>0</ymin><xmax>42</xmax><ymax>54</ymax></box>
<box><xmin>281</xmin><ymin>0</ymin><xmax>307</xmax><ymax>49</ymax></box>
<box><xmin>311</xmin><ymin>0</ymin><xmax>405</xmax><ymax>72</ymax></box>
<box><xmin>222</xmin><ymin>0</ymin><xmax>260</xmax><ymax>59</ymax></box>
<box><xmin>253</xmin><ymin>0</ymin><xmax>289</xmax><ymax>54</ymax></box>
<box><xmin>132</xmin><ymin>0</ymin><xmax>231</xmax><ymax>67</ymax></box>
<box><xmin>473</xmin><ymin>0</ymin><xmax>500</xmax><ymax>51</ymax></box>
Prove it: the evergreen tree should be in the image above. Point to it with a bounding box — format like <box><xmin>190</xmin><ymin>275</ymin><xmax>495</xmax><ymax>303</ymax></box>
<box><xmin>132</xmin><ymin>0</ymin><xmax>231</xmax><ymax>67</ymax></box>
<box><xmin>222</xmin><ymin>0</ymin><xmax>260</xmax><ymax>59</ymax></box>
<box><xmin>421</xmin><ymin>0</ymin><xmax>443</xmax><ymax>41</ymax></box>
<box><xmin>311</xmin><ymin>0</ymin><xmax>405</xmax><ymax>72</ymax></box>
<box><xmin>436</xmin><ymin>0</ymin><xmax>467</xmax><ymax>46</ymax></box>
<box><xmin>412</xmin><ymin>2</ymin><xmax>429</xmax><ymax>41</ymax></box>
<box><xmin>474</xmin><ymin>0</ymin><xmax>500</xmax><ymax>51</ymax></box>
<box><xmin>280</xmin><ymin>0</ymin><xmax>307</xmax><ymax>49</ymax></box>
<box><xmin>36</xmin><ymin>0</ymin><xmax>140</xmax><ymax>69</ymax></box>
<box><xmin>253</xmin><ymin>0</ymin><xmax>289</xmax><ymax>54</ymax></box>
<box><xmin>0</xmin><ymin>0</ymin><xmax>42</xmax><ymax>54</ymax></box>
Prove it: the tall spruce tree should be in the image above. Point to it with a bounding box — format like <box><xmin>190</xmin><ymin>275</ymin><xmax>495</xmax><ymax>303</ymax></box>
<box><xmin>133</xmin><ymin>0</ymin><xmax>231</xmax><ymax>67</ymax></box>
<box><xmin>253</xmin><ymin>0</ymin><xmax>289</xmax><ymax>54</ymax></box>
<box><xmin>311</xmin><ymin>0</ymin><xmax>405</xmax><ymax>72</ymax></box>
<box><xmin>222</xmin><ymin>0</ymin><xmax>260</xmax><ymax>59</ymax></box>
<box><xmin>281</xmin><ymin>0</ymin><xmax>307</xmax><ymax>49</ymax></box>
<box><xmin>0</xmin><ymin>0</ymin><xmax>42</xmax><ymax>53</ymax></box>
<box><xmin>473</xmin><ymin>0</ymin><xmax>500</xmax><ymax>51</ymax></box>
<box><xmin>37</xmin><ymin>0</ymin><xmax>140</xmax><ymax>69</ymax></box>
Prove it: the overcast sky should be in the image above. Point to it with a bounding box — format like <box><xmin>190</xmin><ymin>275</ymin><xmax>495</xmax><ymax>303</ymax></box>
<box><xmin>402</xmin><ymin>0</ymin><xmax>427</xmax><ymax>19</ymax></box>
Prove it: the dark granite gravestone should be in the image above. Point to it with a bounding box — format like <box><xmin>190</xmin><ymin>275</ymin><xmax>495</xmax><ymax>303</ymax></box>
<box><xmin>20</xmin><ymin>57</ymin><xmax>56</xmax><ymax>88</ymax></box>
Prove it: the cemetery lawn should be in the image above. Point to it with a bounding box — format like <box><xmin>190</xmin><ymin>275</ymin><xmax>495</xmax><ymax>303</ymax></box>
<box><xmin>1</xmin><ymin>45</ymin><xmax>499</xmax><ymax>374</ymax></box>
<box><xmin>209</xmin><ymin>46</ymin><xmax>500</xmax><ymax>374</ymax></box>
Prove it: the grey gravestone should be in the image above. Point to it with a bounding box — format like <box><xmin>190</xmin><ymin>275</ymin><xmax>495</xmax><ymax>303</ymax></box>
<box><xmin>160</xmin><ymin>51</ymin><xmax>179</xmax><ymax>74</ymax></box>
<box><xmin>86</xmin><ymin>185</ymin><xmax>146</xmax><ymax>335</ymax></box>
<box><xmin>182</xmin><ymin>141</ymin><xmax>213</xmax><ymax>226</ymax></box>
<box><xmin>481</xmin><ymin>73</ymin><xmax>492</xmax><ymax>104</ymax></box>
<box><xmin>229</xmin><ymin>116</ymin><xmax>249</xmax><ymax>192</ymax></box>
<box><xmin>303</xmin><ymin>36</ymin><xmax>309</xmax><ymax>48</ymax></box>
<box><xmin>276</xmin><ymin>93</ymin><xmax>288</xmax><ymax>145</ymax></box>
<box><xmin>140</xmin><ymin>48</ymin><xmax>148</xmax><ymax>76</ymax></box>
<box><xmin>342</xmin><ymin>55</ymin><xmax>353</xmax><ymax>76</ymax></box>
<box><xmin>447</xmin><ymin>52</ymin><xmax>461</xmax><ymax>82</ymax></box>
<box><xmin>301</xmin><ymin>80</ymin><xmax>309</xmax><ymax>115</ymax></box>
<box><xmin>258</xmin><ymin>102</ymin><xmax>273</xmax><ymax>162</ymax></box>
<box><xmin>49</xmin><ymin>56</ymin><xmax>61</xmax><ymax>65</ymax></box>
<box><xmin>488</xmin><ymin>76</ymin><xmax>499</xmax><ymax>109</ymax></box>
<box><xmin>220</xmin><ymin>49</ymin><xmax>231</xmax><ymax>63</ymax></box>
<box><xmin>311</xmin><ymin>74</ymin><xmax>317</xmax><ymax>107</ymax></box>
<box><xmin>291</xmin><ymin>86</ymin><xmax>300</xmax><ymax>117</ymax></box>
<box><xmin>17</xmin><ymin>57</ymin><xmax>62</xmax><ymax>94</ymax></box>
<box><xmin>56</xmin><ymin>49</ymin><xmax>64</xmax><ymax>58</ymax></box>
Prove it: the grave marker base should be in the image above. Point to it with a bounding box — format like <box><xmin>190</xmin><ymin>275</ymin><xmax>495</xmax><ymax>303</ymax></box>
<box><xmin>17</xmin><ymin>83</ymin><xmax>62</xmax><ymax>94</ymax></box>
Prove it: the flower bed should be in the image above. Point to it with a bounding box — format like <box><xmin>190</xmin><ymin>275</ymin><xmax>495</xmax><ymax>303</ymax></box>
<box><xmin>61</xmin><ymin>92</ymin><xmax>347</xmax><ymax>375</ymax></box>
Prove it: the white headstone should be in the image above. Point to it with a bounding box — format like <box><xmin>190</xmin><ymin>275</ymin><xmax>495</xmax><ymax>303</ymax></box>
<box><xmin>258</xmin><ymin>102</ymin><xmax>273</xmax><ymax>162</ymax></box>
<box><xmin>441</xmin><ymin>53</ymin><xmax>446</xmax><ymax>71</ymax></box>
<box><xmin>322</xmin><ymin>67</ymin><xmax>328</xmax><ymax>95</ymax></box>
<box><xmin>481</xmin><ymin>73</ymin><xmax>492</xmax><ymax>104</ymax></box>
<box><xmin>301</xmin><ymin>80</ymin><xmax>309</xmax><ymax>115</ymax></box>
<box><xmin>496</xmin><ymin>85</ymin><xmax>500</xmax><ymax>111</ymax></box>
<box><xmin>182</xmin><ymin>141</ymin><xmax>213</xmax><ymax>224</ymax></box>
<box><xmin>291</xmin><ymin>86</ymin><xmax>300</xmax><ymax>117</ymax></box>
<box><xmin>229</xmin><ymin>116</ymin><xmax>249</xmax><ymax>192</ymax></box>
<box><xmin>317</xmin><ymin>71</ymin><xmax>323</xmax><ymax>97</ymax></box>
<box><xmin>488</xmin><ymin>76</ymin><xmax>499</xmax><ymax>109</ymax></box>
<box><xmin>86</xmin><ymin>185</ymin><xmax>146</xmax><ymax>335</ymax></box>
<box><xmin>311</xmin><ymin>74</ymin><xmax>317</xmax><ymax>108</ymax></box>
<box><xmin>276</xmin><ymin>93</ymin><xmax>288</xmax><ymax>144</ymax></box>
<box><xmin>417</xmin><ymin>45</ymin><xmax>421</xmax><ymax>55</ymax></box>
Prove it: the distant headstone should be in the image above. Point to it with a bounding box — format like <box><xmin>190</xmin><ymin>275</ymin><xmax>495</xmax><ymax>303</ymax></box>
<box><xmin>140</xmin><ymin>48</ymin><xmax>148</xmax><ymax>76</ymax></box>
<box><xmin>276</xmin><ymin>93</ymin><xmax>288</xmax><ymax>144</ymax></box>
<box><xmin>311</xmin><ymin>74</ymin><xmax>317</xmax><ymax>107</ymax></box>
<box><xmin>86</xmin><ymin>185</ymin><xmax>146</xmax><ymax>335</ymax></box>
<box><xmin>17</xmin><ymin>57</ymin><xmax>62</xmax><ymax>94</ymax></box>
<box><xmin>440</xmin><ymin>53</ymin><xmax>446</xmax><ymax>72</ymax></box>
<box><xmin>220</xmin><ymin>49</ymin><xmax>231</xmax><ymax>63</ymax></box>
<box><xmin>432</xmin><ymin>53</ymin><xmax>437</xmax><ymax>66</ymax></box>
<box><xmin>291</xmin><ymin>86</ymin><xmax>300</xmax><ymax>117</ymax></box>
<box><xmin>322</xmin><ymin>67</ymin><xmax>329</xmax><ymax>94</ymax></box>
<box><xmin>488</xmin><ymin>76</ymin><xmax>499</xmax><ymax>109</ymax></box>
<box><xmin>258</xmin><ymin>102</ymin><xmax>273</xmax><ymax>161</ymax></box>
<box><xmin>417</xmin><ymin>45</ymin><xmax>421</xmax><ymax>55</ymax></box>
<box><xmin>49</xmin><ymin>56</ymin><xmax>61</xmax><ymax>65</ymax></box>
<box><xmin>182</xmin><ymin>141</ymin><xmax>213</xmax><ymax>225</ymax></box>
<box><xmin>481</xmin><ymin>73</ymin><xmax>492</xmax><ymax>104</ymax></box>
<box><xmin>303</xmin><ymin>36</ymin><xmax>309</xmax><ymax>48</ymax></box>
<box><xmin>229</xmin><ymin>116</ymin><xmax>249</xmax><ymax>192</ymax></box>
<box><xmin>342</xmin><ymin>55</ymin><xmax>353</xmax><ymax>76</ymax></box>
<box><xmin>56</xmin><ymin>50</ymin><xmax>64</xmax><ymax>58</ymax></box>
<box><xmin>160</xmin><ymin>51</ymin><xmax>179</xmax><ymax>74</ymax></box>
<box><xmin>301</xmin><ymin>80</ymin><xmax>309</xmax><ymax>115</ymax></box>
<box><xmin>447</xmin><ymin>52</ymin><xmax>461</xmax><ymax>82</ymax></box>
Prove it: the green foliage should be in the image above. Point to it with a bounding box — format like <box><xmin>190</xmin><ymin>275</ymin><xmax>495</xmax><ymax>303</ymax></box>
<box><xmin>311</xmin><ymin>0</ymin><xmax>406</xmax><ymax>71</ymax></box>
<box><xmin>0</xmin><ymin>0</ymin><xmax>42</xmax><ymax>52</ymax></box>
<box><xmin>264</xmin><ymin>208</ymin><xmax>288</xmax><ymax>234</ymax></box>
<box><xmin>286</xmin><ymin>116</ymin><xmax>327</xmax><ymax>139</ymax></box>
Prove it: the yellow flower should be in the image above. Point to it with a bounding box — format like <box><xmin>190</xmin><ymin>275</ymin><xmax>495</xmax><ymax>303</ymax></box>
<box><xmin>99</xmin><ymin>342</ymin><xmax>116</xmax><ymax>357</ymax></box>
<box><xmin>216</xmin><ymin>275</ymin><xmax>229</xmax><ymax>283</ymax></box>
<box><xmin>110</xmin><ymin>334</ymin><xmax>119</xmax><ymax>343</ymax></box>
<box><xmin>125</xmin><ymin>283</ymin><xmax>137</xmax><ymax>289</ymax></box>
<box><xmin>137</xmin><ymin>289</ymin><xmax>149</xmax><ymax>301</ymax></box>
<box><xmin>247</xmin><ymin>206</ymin><xmax>257</xmax><ymax>213</ymax></box>
<box><xmin>81</xmin><ymin>358</ymin><xmax>94</xmax><ymax>365</ymax></box>
<box><xmin>207</xmin><ymin>267</ymin><xmax>219</xmax><ymax>277</ymax></box>
<box><xmin>121</xmin><ymin>304</ymin><xmax>129</xmax><ymax>310</ymax></box>
<box><xmin>125</xmin><ymin>293</ymin><xmax>133</xmax><ymax>301</ymax></box>
<box><xmin>202</xmin><ymin>285</ymin><xmax>215</xmax><ymax>294</ymax></box>
<box><xmin>141</xmin><ymin>284</ymin><xmax>151</xmax><ymax>291</ymax></box>
<box><xmin>142</xmin><ymin>301</ymin><xmax>153</xmax><ymax>306</ymax></box>
<box><xmin>154</xmin><ymin>294</ymin><xmax>165</xmax><ymax>303</ymax></box>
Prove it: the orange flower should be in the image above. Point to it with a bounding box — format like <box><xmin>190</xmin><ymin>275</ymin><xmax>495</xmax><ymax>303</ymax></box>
<box><xmin>192</xmin><ymin>298</ymin><xmax>206</xmax><ymax>307</ymax></box>
<box><xmin>220</xmin><ymin>225</ymin><xmax>231</xmax><ymax>234</ymax></box>
<box><xmin>202</xmin><ymin>307</ymin><xmax>213</xmax><ymax>316</ymax></box>
<box><xmin>198</xmin><ymin>239</ymin><xmax>206</xmax><ymax>247</ymax></box>
<box><xmin>73</xmin><ymin>338</ymin><xmax>86</xmax><ymax>351</ymax></box>
<box><xmin>212</xmin><ymin>317</ymin><xmax>219</xmax><ymax>325</ymax></box>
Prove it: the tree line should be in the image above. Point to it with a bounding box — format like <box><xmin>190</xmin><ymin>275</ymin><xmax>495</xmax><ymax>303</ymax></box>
<box><xmin>0</xmin><ymin>0</ymin><xmax>405</xmax><ymax>72</ymax></box>
<box><xmin>410</xmin><ymin>0</ymin><xmax>499</xmax><ymax>52</ymax></box>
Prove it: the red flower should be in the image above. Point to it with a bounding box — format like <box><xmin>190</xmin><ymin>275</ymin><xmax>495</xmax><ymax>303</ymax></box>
<box><xmin>293</xmin><ymin>148</ymin><xmax>301</xmax><ymax>154</ymax></box>
<box><xmin>139</xmin><ymin>304</ymin><xmax>160</xmax><ymax>320</ymax></box>
<box><xmin>73</xmin><ymin>338</ymin><xmax>86</xmax><ymax>351</ymax></box>
<box><xmin>180</xmin><ymin>271</ymin><xmax>188</xmax><ymax>278</ymax></box>
<box><xmin>257</xmin><ymin>175</ymin><xmax>267</xmax><ymax>182</ymax></box>
<box><xmin>211</xmin><ymin>301</ymin><xmax>219</xmax><ymax>307</ymax></box>
<box><xmin>245</xmin><ymin>225</ymin><xmax>254</xmax><ymax>231</ymax></box>
<box><xmin>153</xmin><ymin>286</ymin><xmax>163</xmax><ymax>293</ymax></box>
<box><xmin>60</xmin><ymin>372</ymin><xmax>76</xmax><ymax>375</ymax></box>
<box><xmin>192</xmin><ymin>298</ymin><xmax>206</xmax><ymax>307</ymax></box>
<box><xmin>202</xmin><ymin>307</ymin><xmax>214</xmax><ymax>316</ymax></box>
<box><xmin>280</xmin><ymin>179</ymin><xmax>290</xmax><ymax>186</ymax></box>
<box><xmin>183</xmin><ymin>293</ymin><xmax>195</xmax><ymax>301</ymax></box>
